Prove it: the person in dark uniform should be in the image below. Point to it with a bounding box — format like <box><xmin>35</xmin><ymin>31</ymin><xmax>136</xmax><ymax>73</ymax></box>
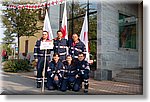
<box><xmin>74</xmin><ymin>52</ymin><xmax>90</xmax><ymax>93</ymax></box>
<box><xmin>53</xmin><ymin>30</ymin><xmax>68</xmax><ymax>61</ymax></box>
<box><xmin>60</xmin><ymin>55</ymin><xmax>77</xmax><ymax>92</ymax></box>
<box><xmin>47</xmin><ymin>53</ymin><xmax>64</xmax><ymax>90</ymax></box>
<box><xmin>68</xmin><ymin>33</ymin><xmax>86</xmax><ymax>59</ymax></box>
<box><xmin>34</xmin><ymin>31</ymin><xmax>52</xmax><ymax>88</ymax></box>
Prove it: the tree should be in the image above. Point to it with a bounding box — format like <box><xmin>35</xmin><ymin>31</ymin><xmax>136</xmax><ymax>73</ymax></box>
<box><xmin>2</xmin><ymin>29</ymin><xmax>15</xmax><ymax>44</ymax></box>
<box><xmin>1</xmin><ymin>29</ymin><xmax>15</xmax><ymax>56</ymax></box>
<box><xmin>2</xmin><ymin>2</ymin><xmax>41</xmax><ymax>59</ymax></box>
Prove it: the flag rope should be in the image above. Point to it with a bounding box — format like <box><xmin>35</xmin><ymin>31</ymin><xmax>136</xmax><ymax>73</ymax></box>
<box><xmin>7</xmin><ymin>0</ymin><xmax>65</xmax><ymax>10</ymax></box>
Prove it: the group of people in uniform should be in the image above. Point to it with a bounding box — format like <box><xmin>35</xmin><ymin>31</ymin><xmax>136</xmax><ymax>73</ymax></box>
<box><xmin>34</xmin><ymin>30</ymin><xmax>90</xmax><ymax>93</ymax></box>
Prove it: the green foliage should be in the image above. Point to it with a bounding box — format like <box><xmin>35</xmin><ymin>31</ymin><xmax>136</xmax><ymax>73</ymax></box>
<box><xmin>3</xmin><ymin>59</ymin><xmax>33</xmax><ymax>72</ymax></box>
<box><xmin>2</xmin><ymin>3</ymin><xmax>42</xmax><ymax>57</ymax></box>
<box><xmin>2</xmin><ymin>44</ymin><xmax>12</xmax><ymax>56</ymax></box>
<box><xmin>89</xmin><ymin>40</ymin><xmax>97</xmax><ymax>59</ymax></box>
<box><xmin>2</xmin><ymin>29</ymin><xmax>15</xmax><ymax>44</ymax></box>
<box><xmin>2</xmin><ymin>9</ymin><xmax>41</xmax><ymax>37</ymax></box>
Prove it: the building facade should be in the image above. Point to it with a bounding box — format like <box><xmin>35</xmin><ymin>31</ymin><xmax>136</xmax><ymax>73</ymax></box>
<box><xmin>95</xmin><ymin>1</ymin><xmax>143</xmax><ymax>80</ymax></box>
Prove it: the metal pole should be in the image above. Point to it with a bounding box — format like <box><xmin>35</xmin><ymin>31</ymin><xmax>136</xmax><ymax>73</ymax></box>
<box><xmin>41</xmin><ymin>0</ymin><xmax>49</xmax><ymax>93</ymax></box>
<box><xmin>41</xmin><ymin>49</ymin><xmax>47</xmax><ymax>93</ymax></box>
<box><xmin>87</xmin><ymin>0</ymin><xmax>89</xmax><ymax>35</ymax></box>
<box><xmin>72</xmin><ymin>0</ymin><xmax>74</xmax><ymax>34</ymax></box>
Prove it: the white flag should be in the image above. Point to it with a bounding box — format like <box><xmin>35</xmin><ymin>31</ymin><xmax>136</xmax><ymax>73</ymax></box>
<box><xmin>43</xmin><ymin>10</ymin><xmax>53</xmax><ymax>40</ymax></box>
<box><xmin>61</xmin><ymin>1</ymin><xmax>68</xmax><ymax>40</ymax></box>
<box><xmin>80</xmin><ymin>12</ymin><xmax>90</xmax><ymax>62</ymax></box>
<box><xmin>61</xmin><ymin>1</ymin><xmax>68</xmax><ymax>55</ymax></box>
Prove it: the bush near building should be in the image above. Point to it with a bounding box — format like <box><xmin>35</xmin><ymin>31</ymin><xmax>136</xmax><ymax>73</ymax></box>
<box><xmin>3</xmin><ymin>59</ymin><xmax>33</xmax><ymax>72</ymax></box>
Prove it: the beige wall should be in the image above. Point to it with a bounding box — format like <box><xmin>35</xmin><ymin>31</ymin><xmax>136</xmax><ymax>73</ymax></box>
<box><xmin>19</xmin><ymin>21</ymin><xmax>43</xmax><ymax>54</ymax></box>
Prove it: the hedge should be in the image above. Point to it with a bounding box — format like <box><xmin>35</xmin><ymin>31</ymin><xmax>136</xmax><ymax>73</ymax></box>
<box><xmin>3</xmin><ymin>59</ymin><xmax>33</xmax><ymax>72</ymax></box>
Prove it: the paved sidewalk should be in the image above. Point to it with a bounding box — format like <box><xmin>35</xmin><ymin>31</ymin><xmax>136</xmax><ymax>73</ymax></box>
<box><xmin>1</xmin><ymin>71</ymin><xmax>143</xmax><ymax>95</ymax></box>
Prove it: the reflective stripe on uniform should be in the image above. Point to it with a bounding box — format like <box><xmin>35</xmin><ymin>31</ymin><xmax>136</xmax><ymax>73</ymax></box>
<box><xmin>60</xmin><ymin>69</ymin><xmax>65</xmax><ymax>72</ymax></box>
<box><xmin>51</xmin><ymin>73</ymin><xmax>54</xmax><ymax>78</ymax></box>
<box><xmin>84</xmin><ymin>83</ymin><xmax>89</xmax><ymax>85</ymax></box>
<box><xmin>52</xmin><ymin>71</ymin><xmax>56</xmax><ymax>73</ymax></box>
<box><xmin>84</xmin><ymin>79</ymin><xmax>88</xmax><ymax>82</ymax></box>
<box><xmin>34</xmin><ymin>53</ymin><xmax>51</xmax><ymax>57</ymax></box>
<box><xmin>36</xmin><ymin>78</ymin><xmax>42</xmax><ymax>80</ymax></box>
<box><xmin>55</xmin><ymin>46</ymin><xmax>67</xmax><ymax>48</ymax></box>
<box><xmin>59</xmin><ymin>73</ymin><xmax>62</xmax><ymax>77</ymax></box>
<box><xmin>34</xmin><ymin>53</ymin><xmax>38</xmax><ymax>55</ymax></box>
<box><xmin>47</xmin><ymin>68</ymin><xmax>51</xmax><ymax>72</ymax></box>
<box><xmin>74</xmin><ymin>56</ymin><xmax>78</xmax><ymax>58</ymax></box>
<box><xmin>37</xmin><ymin>54</ymin><xmax>43</xmax><ymax>56</ymax></box>
<box><xmin>59</xmin><ymin>52</ymin><xmax>66</xmax><ymax>56</ymax></box>
<box><xmin>71</xmin><ymin>47</ymin><xmax>82</xmax><ymax>52</ymax></box>
<box><xmin>80</xmin><ymin>70</ymin><xmax>84</xmax><ymax>74</ymax></box>
<box><xmin>46</xmin><ymin>54</ymin><xmax>51</xmax><ymax>56</ymax></box>
<box><xmin>85</xmin><ymin>66</ymin><xmax>90</xmax><ymax>70</ymax></box>
<box><xmin>34</xmin><ymin>46</ymin><xmax>40</xmax><ymax>48</ymax></box>
<box><xmin>70</xmin><ymin>70</ymin><xmax>75</xmax><ymax>73</ymax></box>
<box><xmin>71</xmin><ymin>51</ymin><xmax>74</xmax><ymax>53</ymax></box>
<box><xmin>74</xmin><ymin>48</ymin><xmax>82</xmax><ymax>52</ymax></box>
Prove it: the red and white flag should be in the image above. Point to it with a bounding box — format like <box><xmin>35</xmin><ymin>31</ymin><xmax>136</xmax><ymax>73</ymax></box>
<box><xmin>43</xmin><ymin>10</ymin><xmax>54</xmax><ymax>40</ymax></box>
<box><xmin>80</xmin><ymin>12</ymin><xmax>90</xmax><ymax>62</ymax></box>
<box><xmin>61</xmin><ymin>1</ymin><xmax>68</xmax><ymax>55</ymax></box>
<box><xmin>61</xmin><ymin>1</ymin><xmax>68</xmax><ymax>40</ymax></box>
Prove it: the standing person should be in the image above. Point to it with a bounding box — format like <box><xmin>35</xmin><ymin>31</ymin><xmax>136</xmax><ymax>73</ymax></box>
<box><xmin>69</xmin><ymin>33</ymin><xmax>86</xmax><ymax>59</ymax></box>
<box><xmin>47</xmin><ymin>53</ymin><xmax>64</xmax><ymax>90</ymax></box>
<box><xmin>34</xmin><ymin>31</ymin><xmax>52</xmax><ymax>88</ymax></box>
<box><xmin>60</xmin><ymin>55</ymin><xmax>77</xmax><ymax>92</ymax></box>
<box><xmin>74</xmin><ymin>52</ymin><xmax>90</xmax><ymax>93</ymax></box>
<box><xmin>1</xmin><ymin>50</ymin><xmax>7</xmax><ymax>62</ymax></box>
<box><xmin>53</xmin><ymin>30</ymin><xmax>68</xmax><ymax>61</ymax></box>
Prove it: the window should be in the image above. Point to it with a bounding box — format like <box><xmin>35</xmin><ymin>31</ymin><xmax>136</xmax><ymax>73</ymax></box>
<box><xmin>49</xmin><ymin>5</ymin><xmax>60</xmax><ymax>37</ymax></box>
<box><xmin>73</xmin><ymin>17</ymin><xmax>84</xmax><ymax>34</ymax></box>
<box><xmin>119</xmin><ymin>13</ymin><xmax>137</xmax><ymax>49</ymax></box>
<box><xmin>89</xmin><ymin>13</ymin><xmax>97</xmax><ymax>59</ymax></box>
<box><xmin>89</xmin><ymin>0</ymin><xmax>97</xmax><ymax>13</ymax></box>
<box><xmin>73</xmin><ymin>0</ymin><xmax>87</xmax><ymax>17</ymax></box>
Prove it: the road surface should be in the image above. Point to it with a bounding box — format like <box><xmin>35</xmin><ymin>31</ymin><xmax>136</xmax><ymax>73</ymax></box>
<box><xmin>1</xmin><ymin>72</ymin><xmax>142</xmax><ymax>95</ymax></box>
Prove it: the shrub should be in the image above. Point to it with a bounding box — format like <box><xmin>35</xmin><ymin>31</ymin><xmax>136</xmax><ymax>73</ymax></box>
<box><xmin>3</xmin><ymin>59</ymin><xmax>33</xmax><ymax>72</ymax></box>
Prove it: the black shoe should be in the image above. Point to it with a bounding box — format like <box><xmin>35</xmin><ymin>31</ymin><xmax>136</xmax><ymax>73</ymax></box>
<box><xmin>84</xmin><ymin>89</ymin><xmax>88</xmax><ymax>93</ymax></box>
<box><xmin>37</xmin><ymin>83</ymin><xmax>41</xmax><ymax>88</ymax></box>
<box><xmin>48</xmin><ymin>86</ymin><xmax>54</xmax><ymax>90</ymax></box>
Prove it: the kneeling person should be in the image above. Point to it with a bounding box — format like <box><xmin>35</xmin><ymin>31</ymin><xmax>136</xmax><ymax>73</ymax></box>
<box><xmin>47</xmin><ymin>53</ymin><xmax>64</xmax><ymax>90</ymax></box>
<box><xmin>75</xmin><ymin>52</ymin><xmax>90</xmax><ymax>93</ymax></box>
<box><xmin>60</xmin><ymin>55</ymin><xmax>77</xmax><ymax>91</ymax></box>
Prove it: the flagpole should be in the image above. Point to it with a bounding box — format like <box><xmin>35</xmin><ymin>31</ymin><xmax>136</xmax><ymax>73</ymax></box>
<box><xmin>41</xmin><ymin>49</ymin><xmax>47</xmax><ymax>93</ymax></box>
<box><xmin>87</xmin><ymin>0</ymin><xmax>90</xmax><ymax>62</ymax></box>
<box><xmin>41</xmin><ymin>0</ymin><xmax>48</xmax><ymax>94</ymax></box>
<box><xmin>72</xmin><ymin>0</ymin><xmax>74</xmax><ymax>34</ymax></box>
<box><xmin>87</xmin><ymin>0</ymin><xmax>89</xmax><ymax>36</ymax></box>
